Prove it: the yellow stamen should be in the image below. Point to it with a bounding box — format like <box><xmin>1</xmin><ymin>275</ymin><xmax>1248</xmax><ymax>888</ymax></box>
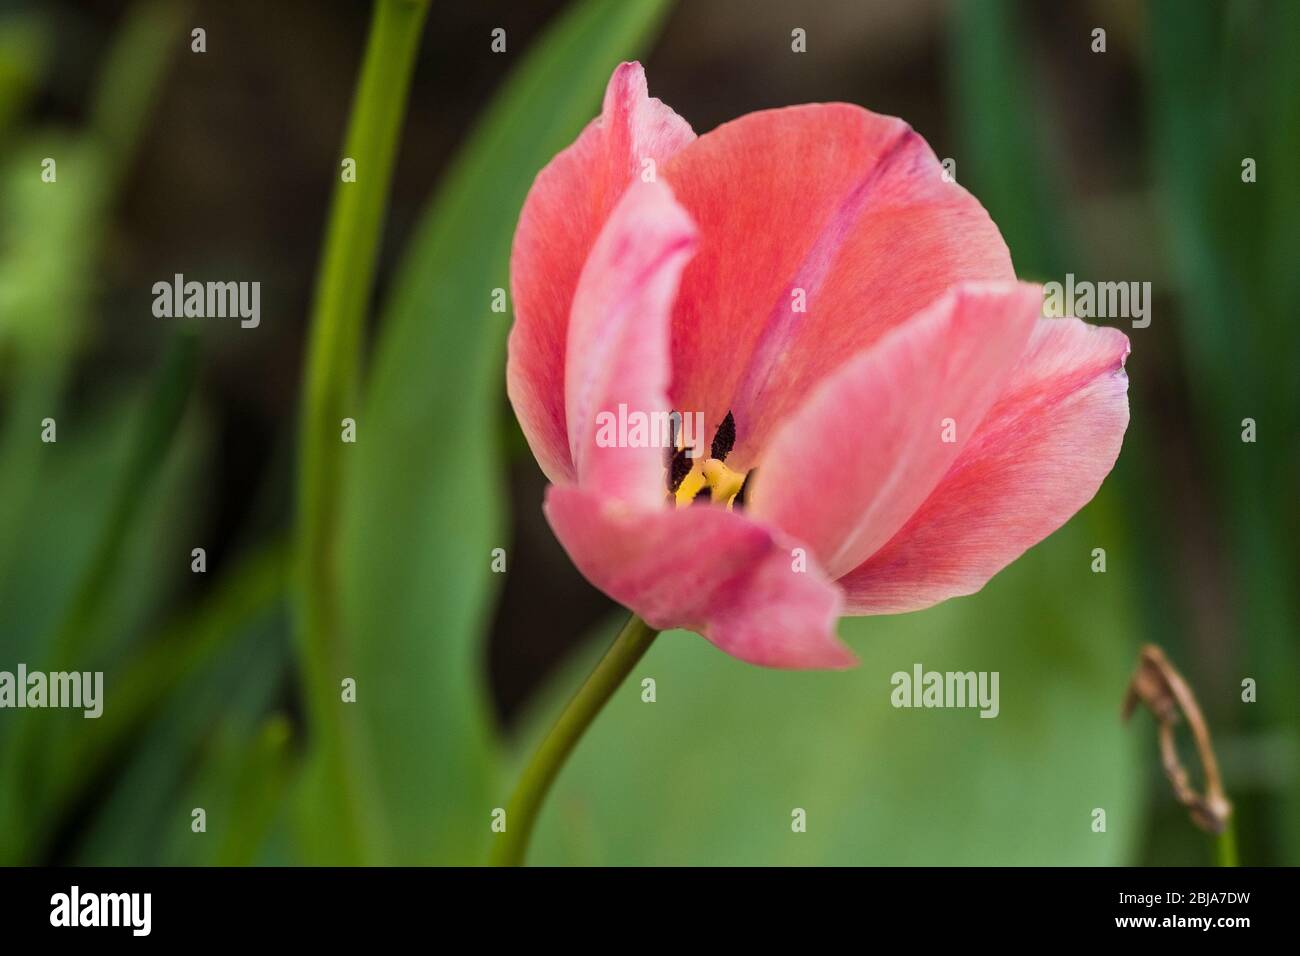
<box><xmin>702</xmin><ymin>458</ymin><xmax>746</xmax><ymax>504</ymax></box>
<box><xmin>674</xmin><ymin>457</ymin><xmax>747</xmax><ymax>509</ymax></box>
<box><xmin>674</xmin><ymin>466</ymin><xmax>707</xmax><ymax>506</ymax></box>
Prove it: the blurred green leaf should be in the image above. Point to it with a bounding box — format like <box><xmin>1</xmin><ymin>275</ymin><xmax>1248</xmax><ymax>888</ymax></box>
<box><xmin>947</xmin><ymin>0</ymin><xmax>1073</xmax><ymax>279</ymax></box>
<box><xmin>0</xmin><ymin>4</ymin><xmax>196</xmax><ymax>858</ymax></box>
<box><xmin>0</xmin><ymin>13</ymin><xmax>49</xmax><ymax>139</ymax></box>
<box><xmin>0</xmin><ymin>138</ymin><xmax>109</xmax><ymax>597</ymax></box>
<box><xmin>1148</xmin><ymin>0</ymin><xmax>1300</xmax><ymax>862</ymax></box>
<box><xmin>0</xmin><ymin>382</ymin><xmax>207</xmax><ymax>862</ymax></box>
<box><xmin>75</xmin><ymin>606</ymin><xmax>291</xmax><ymax>865</ymax></box>
<box><xmin>338</xmin><ymin>0</ymin><xmax>678</xmax><ymax>864</ymax></box>
<box><xmin>48</xmin><ymin>330</ymin><xmax>199</xmax><ymax>669</ymax></box>
<box><xmin>87</xmin><ymin>0</ymin><xmax>189</xmax><ymax>184</ymax></box>
<box><xmin>0</xmin><ymin>394</ymin><xmax>153</xmax><ymax>679</ymax></box>
<box><xmin>522</xmin><ymin>525</ymin><xmax>1142</xmax><ymax>865</ymax></box>
<box><xmin>46</xmin><ymin>541</ymin><xmax>289</xmax><ymax>841</ymax></box>
<box><xmin>0</xmin><ymin>0</ymin><xmax>189</xmax><ymax>598</ymax></box>
<box><xmin>211</xmin><ymin>715</ymin><xmax>295</xmax><ymax>866</ymax></box>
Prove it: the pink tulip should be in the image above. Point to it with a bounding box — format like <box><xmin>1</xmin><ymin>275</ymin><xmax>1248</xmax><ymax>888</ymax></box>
<box><xmin>507</xmin><ymin>62</ymin><xmax>1130</xmax><ymax>669</ymax></box>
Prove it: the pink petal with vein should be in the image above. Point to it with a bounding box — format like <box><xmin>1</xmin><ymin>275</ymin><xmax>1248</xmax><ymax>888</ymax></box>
<box><xmin>752</xmin><ymin>281</ymin><xmax>1041</xmax><ymax>579</ymax></box>
<box><xmin>838</xmin><ymin>317</ymin><xmax>1131</xmax><ymax>612</ymax></box>
<box><xmin>660</xmin><ymin>104</ymin><xmax>1014</xmax><ymax>467</ymax></box>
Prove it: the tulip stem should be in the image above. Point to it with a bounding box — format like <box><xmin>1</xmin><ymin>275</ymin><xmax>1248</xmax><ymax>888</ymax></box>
<box><xmin>491</xmin><ymin>613</ymin><xmax>660</xmax><ymax>866</ymax></box>
<box><xmin>1215</xmin><ymin>818</ymin><xmax>1239</xmax><ymax>867</ymax></box>
<box><xmin>295</xmin><ymin>0</ymin><xmax>430</xmax><ymax>863</ymax></box>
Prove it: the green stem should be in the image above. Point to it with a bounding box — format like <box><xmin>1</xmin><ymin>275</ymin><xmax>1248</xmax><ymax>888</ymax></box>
<box><xmin>295</xmin><ymin>0</ymin><xmax>429</xmax><ymax>863</ymax></box>
<box><xmin>491</xmin><ymin>613</ymin><xmax>660</xmax><ymax>866</ymax></box>
<box><xmin>1216</xmin><ymin>817</ymin><xmax>1239</xmax><ymax>867</ymax></box>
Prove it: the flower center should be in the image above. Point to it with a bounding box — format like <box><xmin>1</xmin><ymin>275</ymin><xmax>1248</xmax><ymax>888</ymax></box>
<box><xmin>673</xmin><ymin>457</ymin><xmax>748</xmax><ymax>508</ymax></box>
<box><xmin>666</xmin><ymin>410</ymin><xmax>752</xmax><ymax>509</ymax></box>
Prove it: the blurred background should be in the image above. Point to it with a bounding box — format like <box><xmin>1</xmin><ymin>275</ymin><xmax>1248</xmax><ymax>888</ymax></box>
<box><xmin>0</xmin><ymin>0</ymin><xmax>1294</xmax><ymax>865</ymax></box>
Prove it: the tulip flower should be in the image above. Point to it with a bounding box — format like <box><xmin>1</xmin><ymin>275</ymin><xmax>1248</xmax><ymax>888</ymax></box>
<box><xmin>493</xmin><ymin>62</ymin><xmax>1129</xmax><ymax>864</ymax></box>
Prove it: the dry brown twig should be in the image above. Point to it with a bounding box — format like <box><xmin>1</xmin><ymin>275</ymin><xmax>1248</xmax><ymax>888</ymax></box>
<box><xmin>1122</xmin><ymin>644</ymin><xmax>1232</xmax><ymax>834</ymax></box>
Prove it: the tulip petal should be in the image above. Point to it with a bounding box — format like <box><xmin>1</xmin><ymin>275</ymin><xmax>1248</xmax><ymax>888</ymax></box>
<box><xmin>838</xmin><ymin>318</ymin><xmax>1131</xmax><ymax>613</ymax></box>
<box><xmin>751</xmin><ymin>281</ymin><xmax>1041</xmax><ymax>580</ymax></box>
<box><xmin>545</xmin><ymin>485</ymin><xmax>853</xmax><ymax>669</ymax></box>
<box><xmin>661</xmin><ymin>104</ymin><xmax>1013</xmax><ymax>466</ymax></box>
<box><xmin>566</xmin><ymin>181</ymin><xmax>696</xmax><ymax>507</ymax></box>
<box><xmin>508</xmin><ymin>62</ymin><xmax>695</xmax><ymax>484</ymax></box>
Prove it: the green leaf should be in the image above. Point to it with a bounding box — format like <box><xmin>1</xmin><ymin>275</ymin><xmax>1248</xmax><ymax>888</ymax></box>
<box><xmin>0</xmin><ymin>138</ymin><xmax>110</xmax><ymax>593</ymax></box>
<box><xmin>1147</xmin><ymin>0</ymin><xmax>1300</xmax><ymax>861</ymax></box>
<box><xmin>520</xmin><ymin>524</ymin><xmax>1142</xmax><ymax>865</ymax></box>
<box><xmin>48</xmin><ymin>542</ymin><xmax>289</xmax><ymax>836</ymax></box>
<box><xmin>48</xmin><ymin>330</ymin><xmax>200</xmax><ymax>669</ymax></box>
<box><xmin>86</xmin><ymin>0</ymin><xmax>191</xmax><ymax>187</ymax></box>
<box><xmin>209</xmin><ymin>715</ymin><xmax>296</xmax><ymax>866</ymax></box>
<box><xmin>946</xmin><ymin>0</ymin><xmax>1073</xmax><ymax>279</ymax></box>
<box><xmin>0</xmin><ymin>12</ymin><xmax>49</xmax><ymax>140</ymax></box>
<box><xmin>338</xmin><ymin>0</ymin><xmax>677</xmax><ymax>864</ymax></box>
<box><xmin>74</xmin><ymin>605</ymin><xmax>291</xmax><ymax>866</ymax></box>
<box><xmin>0</xmin><ymin>381</ymin><xmax>207</xmax><ymax>862</ymax></box>
<box><xmin>0</xmin><ymin>2</ymin><xmax>186</xmax><ymax>583</ymax></box>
